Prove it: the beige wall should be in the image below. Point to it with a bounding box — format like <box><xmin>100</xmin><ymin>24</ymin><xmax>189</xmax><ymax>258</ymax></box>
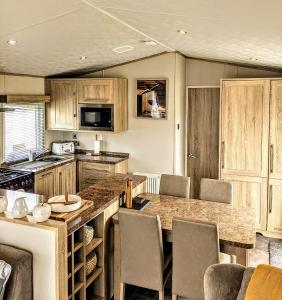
<box><xmin>186</xmin><ymin>59</ymin><xmax>282</xmax><ymax>86</ymax></box>
<box><xmin>63</xmin><ymin>53</ymin><xmax>186</xmax><ymax>174</ymax></box>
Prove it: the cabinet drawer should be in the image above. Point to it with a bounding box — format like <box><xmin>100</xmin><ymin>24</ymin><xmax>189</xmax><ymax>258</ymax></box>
<box><xmin>80</xmin><ymin>162</ymin><xmax>113</xmax><ymax>172</ymax></box>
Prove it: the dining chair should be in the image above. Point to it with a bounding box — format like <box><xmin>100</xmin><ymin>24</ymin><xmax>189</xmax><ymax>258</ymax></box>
<box><xmin>172</xmin><ymin>217</ymin><xmax>231</xmax><ymax>300</ymax></box>
<box><xmin>159</xmin><ymin>174</ymin><xmax>190</xmax><ymax>198</ymax></box>
<box><xmin>199</xmin><ymin>178</ymin><xmax>233</xmax><ymax>204</ymax></box>
<box><xmin>118</xmin><ymin>208</ymin><xmax>171</xmax><ymax>300</ymax></box>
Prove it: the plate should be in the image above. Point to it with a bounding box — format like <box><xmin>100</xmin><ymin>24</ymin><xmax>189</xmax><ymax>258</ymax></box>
<box><xmin>48</xmin><ymin>195</ymin><xmax>82</xmax><ymax>213</ymax></box>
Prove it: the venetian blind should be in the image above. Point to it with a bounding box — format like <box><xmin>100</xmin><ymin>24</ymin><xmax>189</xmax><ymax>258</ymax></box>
<box><xmin>4</xmin><ymin>103</ymin><xmax>45</xmax><ymax>163</ymax></box>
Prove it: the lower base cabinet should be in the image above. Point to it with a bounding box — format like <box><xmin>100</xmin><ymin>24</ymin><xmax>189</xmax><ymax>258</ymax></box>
<box><xmin>267</xmin><ymin>178</ymin><xmax>282</xmax><ymax>234</ymax></box>
<box><xmin>35</xmin><ymin>161</ymin><xmax>76</xmax><ymax>197</ymax></box>
<box><xmin>78</xmin><ymin>160</ymin><xmax>128</xmax><ymax>191</ymax></box>
<box><xmin>221</xmin><ymin>174</ymin><xmax>268</xmax><ymax>231</ymax></box>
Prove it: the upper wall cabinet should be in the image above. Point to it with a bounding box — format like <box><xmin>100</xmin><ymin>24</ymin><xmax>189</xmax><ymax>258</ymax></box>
<box><xmin>220</xmin><ymin>79</ymin><xmax>270</xmax><ymax>178</ymax></box>
<box><xmin>45</xmin><ymin>78</ymin><xmax>128</xmax><ymax>132</ymax></box>
<box><xmin>78</xmin><ymin>79</ymin><xmax>114</xmax><ymax>104</ymax></box>
<box><xmin>46</xmin><ymin>80</ymin><xmax>77</xmax><ymax>130</ymax></box>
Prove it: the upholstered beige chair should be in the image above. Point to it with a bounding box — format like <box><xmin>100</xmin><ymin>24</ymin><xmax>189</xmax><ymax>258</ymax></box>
<box><xmin>172</xmin><ymin>217</ymin><xmax>231</xmax><ymax>300</ymax></box>
<box><xmin>159</xmin><ymin>174</ymin><xmax>190</xmax><ymax>198</ymax></box>
<box><xmin>199</xmin><ymin>178</ymin><xmax>233</xmax><ymax>204</ymax></box>
<box><xmin>119</xmin><ymin>208</ymin><xmax>171</xmax><ymax>300</ymax></box>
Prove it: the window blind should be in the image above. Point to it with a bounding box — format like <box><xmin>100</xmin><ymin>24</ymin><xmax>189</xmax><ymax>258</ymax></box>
<box><xmin>3</xmin><ymin>103</ymin><xmax>45</xmax><ymax>163</ymax></box>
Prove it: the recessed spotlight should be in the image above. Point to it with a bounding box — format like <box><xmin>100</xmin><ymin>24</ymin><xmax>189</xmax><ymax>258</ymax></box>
<box><xmin>112</xmin><ymin>45</ymin><xmax>134</xmax><ymax>54</ymax></box>
<box><xmin>249</xmin><ymin>57</ymin><xmax>258</xmax><ymax>61</ymax></box>
<box><xmin>80</xmin><ymin>56</ymin><xmax>87</xmax><ymax>61</ymax></box>
<box><xmin>144</xmin><ymin>40</ymin><xmax>158</xmax><ymax>46</ymax></box>
<box><xmin>7</xmin><ymin>40</ymin><xmax>17</xmax><ymax>45</ymax></box>
<box><xmin>177</xmin><ymin>30</ymin><xmax>188</xmax><ymax>35</ymax></box>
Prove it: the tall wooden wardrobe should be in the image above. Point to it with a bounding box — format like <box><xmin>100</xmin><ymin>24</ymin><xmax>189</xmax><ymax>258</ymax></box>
<box><xmin>220</xmin><ymin>78</ymin><xmax>282</xmax><ymax>238</ymax></box>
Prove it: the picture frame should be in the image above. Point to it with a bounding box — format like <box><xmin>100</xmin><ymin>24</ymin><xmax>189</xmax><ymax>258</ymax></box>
<box><xmin>136</xmin><ymin>79</ymin><xmax>167</xmax><ymax>119</ymax></box>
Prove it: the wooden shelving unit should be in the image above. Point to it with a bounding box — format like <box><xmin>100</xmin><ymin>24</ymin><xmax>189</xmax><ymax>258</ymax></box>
<box><xmin>67</xmin><ymin>214</ymin><xmax>105</xmax><ymax>300</ymax></box>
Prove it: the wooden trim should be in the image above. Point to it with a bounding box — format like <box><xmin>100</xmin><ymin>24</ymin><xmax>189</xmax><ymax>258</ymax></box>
<box><xmin>0</xmin><ymin>94</ymin><xmax>50</xmax><ymax>103</ymax></box>
<box><xmin>0</xmin><ymin>71</ymin><xmax>44</xmax><ymax>78</ymax></box>
<box><xmin>187</xmin><ymin>85</ymin><xmax>220</xmax><ymax>88</ymax></box>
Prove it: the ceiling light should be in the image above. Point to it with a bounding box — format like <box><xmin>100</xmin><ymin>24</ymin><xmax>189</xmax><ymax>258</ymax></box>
<box><xmin>80</xmin><ymin>56</ymin><xmax>87</xmax><ymax>61</ymax></box>
<box><xmin>144</xmin><ymin>40</ymin><xmax>158</xmax><ymax>46</ymax></box>
<box><xmin>7</xmin><ymin>40</ymin><xmax>17</xmax><ymax>45</ymax></box>
<box><xmin>177</xmin><ymin>30</ymin><xmax>188</xmax><ymax>35</ymax></box>
<box><xmin>249</xmin><ymin>57</ymin><xmax>258</xmax><ymax>61</ymax></box>
<box><xmin>112</xmin><ymin>45</ymin><xmax>134</xmax><ymax>54</ymax></box>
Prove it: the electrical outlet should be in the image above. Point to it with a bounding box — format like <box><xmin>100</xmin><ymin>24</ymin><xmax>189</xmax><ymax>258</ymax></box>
<box><xmin>73</xmin><ymin>140</ymin><xmax>80</xmax><ymax>146</ymax></box>
<box><xmin>72</xmin><ymin>133</ymin><xmax>77</xmax><ymax>139</ymax></box>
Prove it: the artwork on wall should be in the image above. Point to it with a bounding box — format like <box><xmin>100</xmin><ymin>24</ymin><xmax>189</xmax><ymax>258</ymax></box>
<box><xmin>136</xmin><ymin>79</ymin><xmax>167</xmax><ymax>119</ymax></box>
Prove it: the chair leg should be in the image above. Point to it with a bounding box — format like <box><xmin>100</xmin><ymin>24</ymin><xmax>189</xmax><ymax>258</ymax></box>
<box><xmin>159</xmin><ymin>290</ymin><xmax>164</xmax><ymax>300</ymax></box>
<box><xmin>172</xmin><ymin>294</ymin><xmax>177</xmax><ymax>300</ymax></box>
<box><xmin>120</xmin><ymin>282</ymin><xmax>125</xmax><ymax>300</ymax></box>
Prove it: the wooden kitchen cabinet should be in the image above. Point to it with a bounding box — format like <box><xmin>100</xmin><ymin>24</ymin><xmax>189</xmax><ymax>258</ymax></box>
<box><xmin>56</xmin><ymin>161</ymin><xmax>76</xmax><ymax>195</ymax></box>
<box><xmin>35</xmin><ymin>162</ymin><xmax>76</xmax><ymax>198</ymax></box>
<box><xmin>220</xmin><ymin>79</ymin><xmax>270</xmax><ymax>178</ymax></box>
<box><xmin>46</xmin><ymin>80</ymin><xmax>77</xmax><ymax>130</ymax></box>
<box><xmin>221</xmin><ymin>174</ymin><xmax>268</xmax><ymax>231</ymax></box>
<box><xmin>46</xmin><ymin>78</ymin><xmax>128</xmax><ymax>132</ymax></box>
<box><xmin>34</xmin><ymin>169</ymin><xmax>56</xmax><ymax>199</ymax></box>
<box><xmin>267</xmin><ymin>179</ymin><xmax>282</xmax><ymax>234</ymax></box>
<box><xmin>77</xmin><ymin>79</ymin><xmax>114</xmax><ymax>104</ymax></box>
<box><xmin>78</xmin><ymin>160</ymin><xmax>128</xmax><ymax>191</ymax></box>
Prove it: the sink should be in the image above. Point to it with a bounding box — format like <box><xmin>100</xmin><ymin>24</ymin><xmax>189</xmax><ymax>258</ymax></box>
<box><xmin>36</xmin><ymin>155</ymin><xmax>65</xmax><ymax>162</ymax></box>
<box><xmin>14</xmin><ymin>160</ymin><xmax>51</xmax><ymax>170</ymax></box>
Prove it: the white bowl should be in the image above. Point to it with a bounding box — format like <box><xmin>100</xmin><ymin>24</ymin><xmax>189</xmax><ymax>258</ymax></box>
<box><xmin>48</xmin><ymin>195</ymin><xmax>82</xmax><ymax>213</ymax></box>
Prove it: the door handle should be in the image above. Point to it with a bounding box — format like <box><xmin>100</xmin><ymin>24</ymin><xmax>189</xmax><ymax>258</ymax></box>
<box><xmin>188</xmin><ymin>153</ymin><xmax>197</xmax><ymax>159</ymax></box>
<box><xmin>221</xmin><ymin>141</ymin><xmax>225</xmax><ymax>169</ymax></box>
<box><xmin>269</xmin><ymin>185</ymin><xmax>273</xmax><ymax>214</ymax></box>
<box><xmin>270</xmin><ymin>144</ymin><xmax>274</xmax><ymax>173</ymax></box>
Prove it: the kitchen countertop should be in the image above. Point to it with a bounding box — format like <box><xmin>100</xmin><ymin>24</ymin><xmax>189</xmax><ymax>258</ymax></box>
<box><xmin>112</xmin><ymin>193</ymin><xmax>256</xmax><ymax>249</ymax></box>
<box><xmin>10</xmin><ymin>151</ymin><xmax>129</xmax><ymax>174</ymax></box>
<box><xmin>0</xmin><ymin>173</ymin><xmax>147</xmax><ymax>234</ymax></box>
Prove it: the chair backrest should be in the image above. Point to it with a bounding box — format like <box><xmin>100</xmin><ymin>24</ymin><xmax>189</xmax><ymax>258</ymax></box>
<box><xmin>119</xmin><ymin>208</ymin><xmax>164</xmax><ymax>291</ymax></box>
<box><xmin>159</xmin><ymin>174</ymin><xmax>190</xmax><ymax>198</ymax></box>
<box><xmin>199</xmin><ymin>178</ymin><xmax>233</xmax><ymax>204</ymax></box>
<box><xmin>172</xmin><ymin>217</ymin><xmax>220</xmax><ymax>300</ymax></box>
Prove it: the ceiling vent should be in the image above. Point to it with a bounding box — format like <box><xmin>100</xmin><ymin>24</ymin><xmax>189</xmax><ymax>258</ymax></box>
<box><xmin>112</xmin><ymin>45</ymin><xmax>134</xmax><ymax>54</ymax></box>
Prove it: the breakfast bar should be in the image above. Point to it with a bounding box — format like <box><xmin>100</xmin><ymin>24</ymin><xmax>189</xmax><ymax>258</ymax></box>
<box><xmin>112</xmin><ymin>193</ymin><xmax>256</xmax><ymax>300</ymax></box>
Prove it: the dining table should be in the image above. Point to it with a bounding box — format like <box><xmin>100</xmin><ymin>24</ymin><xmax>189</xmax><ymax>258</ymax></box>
<box><xmin>112</xmin><ymin>192</ymin><xmax>256</xmax><ymax>300</ymax></box>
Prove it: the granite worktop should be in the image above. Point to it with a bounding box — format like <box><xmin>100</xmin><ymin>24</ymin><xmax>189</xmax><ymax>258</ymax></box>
<box><xmin>113</xmin><ymin>193</ymin><xmax>256</xmax><ymax>249</ymax></box>
<box><xmin>10</xmin><ymin>151</ymin><xmax>129</xmax><ymax>174</ymax></box>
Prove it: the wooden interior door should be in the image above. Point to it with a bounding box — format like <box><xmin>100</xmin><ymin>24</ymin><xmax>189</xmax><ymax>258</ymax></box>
<box><xmin>187</xmin><ymin>88</ymin><xmax>220</xmax><ymax>198</ymax></box>
<box><xmin>268</xmin><ymin>178</ymin><xmax>282</xmax><ymax>234</ymax></box>
<box><xmin>269</xmin><ymin>80</ymin><xmax>282</xmax><ymax>179</ymax></box>
<box><xmin>221</xmin><ymin>174</ymin><xmax>268</xmax><ymax>230</ymax></box>
<box><xmin>220</xmin><ymin>80</ymin><xmax>270</xmax><ymax>177</ymax></box>
<box><xmin>48</xmin><ymin>80</ymin><xmax>77</xmax><ymax>130</ymax></box>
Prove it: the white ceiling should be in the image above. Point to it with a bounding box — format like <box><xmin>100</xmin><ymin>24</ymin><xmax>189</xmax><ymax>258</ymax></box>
<box><xmin>1</xmin><ymin>0</ymin><xmax>282</xmax><ymax>76</ymax></box>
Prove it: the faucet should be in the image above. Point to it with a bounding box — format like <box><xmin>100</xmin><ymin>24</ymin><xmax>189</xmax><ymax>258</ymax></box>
<box><xmin>29</xmin><ymin>148</ymin><xmax>50</xmax><ymax>161</ymax></box>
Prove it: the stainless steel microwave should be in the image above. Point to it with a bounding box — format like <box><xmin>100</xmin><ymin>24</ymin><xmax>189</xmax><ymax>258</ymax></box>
<box><xmin>78</xmin><ymin>104</ymin><xmax>114</xmax><ymax>131</ymax></box>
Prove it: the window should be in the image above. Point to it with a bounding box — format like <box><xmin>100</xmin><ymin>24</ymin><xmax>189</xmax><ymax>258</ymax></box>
<box><xmin>3</xmin><ymin>103</ymin><xmax>45</xmax><ymax>163</ymax></box>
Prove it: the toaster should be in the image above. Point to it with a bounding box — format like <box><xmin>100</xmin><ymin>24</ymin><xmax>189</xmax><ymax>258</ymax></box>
<box><xmin>52</xmin><ymin>141</ymin><xmax>75</xmax><ymax>155</ymax></box>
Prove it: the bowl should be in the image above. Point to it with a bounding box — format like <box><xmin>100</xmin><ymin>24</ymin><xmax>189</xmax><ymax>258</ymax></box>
<box><xmin>48</xmin><ymin>195</ymin><xmax>82</xmax><ymax>213</ymax></box>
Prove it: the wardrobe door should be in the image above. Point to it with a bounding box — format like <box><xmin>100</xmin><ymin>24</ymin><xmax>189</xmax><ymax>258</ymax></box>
<box><xmin>220</xmin><ymin>80</ymin><xmax>270</xmax><ymax>177</ymax></box>
<box><xmin>269</xmin><ymin>80</ymin><xmax>282</xmax><ymax>180</ymax></box>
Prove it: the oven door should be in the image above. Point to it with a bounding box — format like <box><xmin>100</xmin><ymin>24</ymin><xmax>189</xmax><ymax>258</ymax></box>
<box><xmin>79</xmin><ymin>104</ymin><xmax>114</xmax><ymax>131</ymax></box>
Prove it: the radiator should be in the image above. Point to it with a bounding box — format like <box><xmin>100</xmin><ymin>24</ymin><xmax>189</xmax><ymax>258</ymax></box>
<box><xmin>134</xmin><ymin>172</ymin><xmax>161</xmax><ymax>194</ymax></box>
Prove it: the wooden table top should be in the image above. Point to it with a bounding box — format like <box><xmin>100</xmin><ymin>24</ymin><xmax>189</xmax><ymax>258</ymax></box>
<box><xmin>133</xmin><ymin>193</ymin><xmax>256</xmax><ymax>249</ymax></box>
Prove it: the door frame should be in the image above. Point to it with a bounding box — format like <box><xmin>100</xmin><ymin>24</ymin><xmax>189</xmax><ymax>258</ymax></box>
<box><xmin>184</xmin><ymin>86</ymin><xmax>220</xmax><ymax>177</ymax></box>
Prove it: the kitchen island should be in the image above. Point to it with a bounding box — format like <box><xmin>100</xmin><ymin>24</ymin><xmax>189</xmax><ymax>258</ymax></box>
<box><xmin>0</xmin><ymin>174</ymin><xmax>146</xmax><ymax>300</ymax></box>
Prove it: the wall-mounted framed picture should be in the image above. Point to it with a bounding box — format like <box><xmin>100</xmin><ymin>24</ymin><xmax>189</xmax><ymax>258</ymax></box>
<box><xmin>136</xmin><ymin>79</ymin><xmax>167</xmax><ymax>119</ymax></box>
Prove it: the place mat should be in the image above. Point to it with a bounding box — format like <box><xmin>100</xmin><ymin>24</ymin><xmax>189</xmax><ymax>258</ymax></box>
<box><xmin>49</xmin><ymin>200</ymin><xmax>93</xmax><ymax>222</ymax></box>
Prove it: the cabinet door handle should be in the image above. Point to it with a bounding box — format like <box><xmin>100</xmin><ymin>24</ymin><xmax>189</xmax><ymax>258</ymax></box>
<box><xmin>42</xmin><ymin>172</ymin><xmax>52</xmax><ymax>177</ymax></box>
<box><xmin>59</xmin><ymin>172</ymin><xmax>62</xmax><ymax>195</ymax></box>
<box><xmin>270</xmin><ymin>144</ymin><xmax>274</xmax><ymax>173</ymax></box>
<box><xmin>221</xmin><ymin>141</ymin><xmax>225</xmax><ymax>169</ymax></box>
<box><xmin>269</xmin><ymin>185</ymin><xmax>273</xmax><ymax>214</ymax></box>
